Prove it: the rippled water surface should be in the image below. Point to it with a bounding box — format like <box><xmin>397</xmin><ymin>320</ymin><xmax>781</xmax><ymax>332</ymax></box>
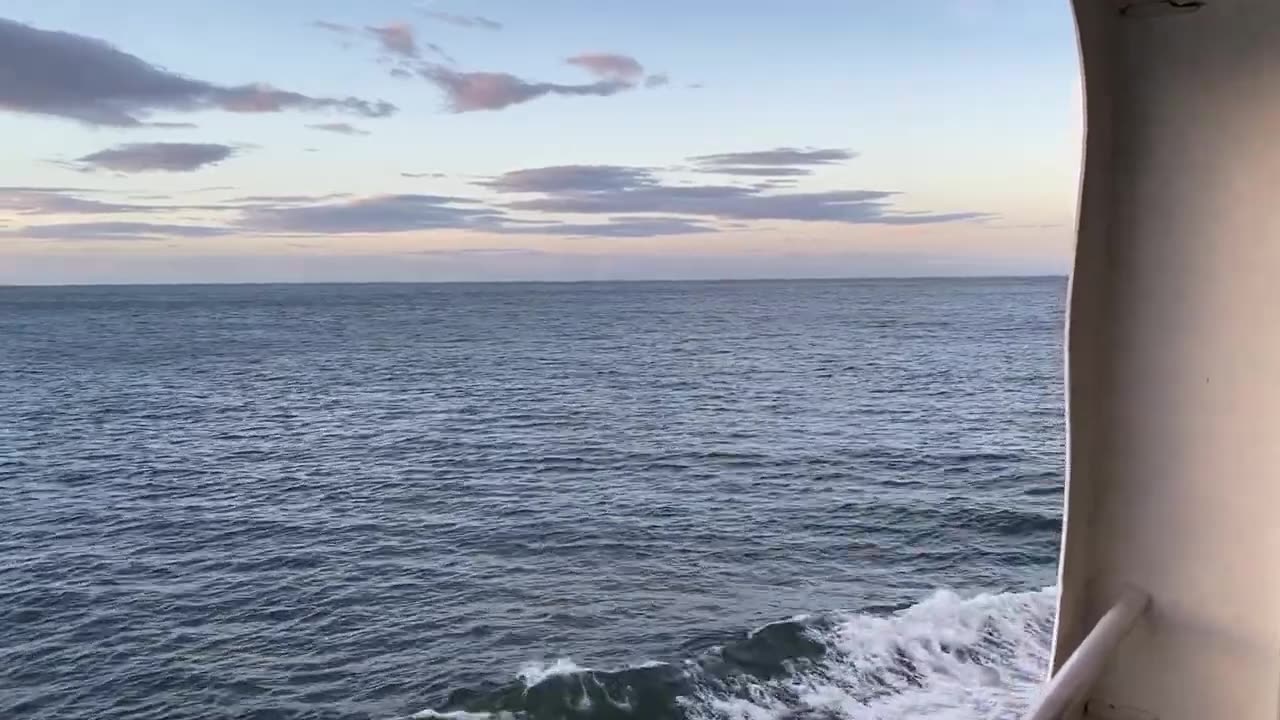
<box><xmin>1</xmin><ymin>278</ymin><xmax>1066</xmax><ymax>720</ymax></box>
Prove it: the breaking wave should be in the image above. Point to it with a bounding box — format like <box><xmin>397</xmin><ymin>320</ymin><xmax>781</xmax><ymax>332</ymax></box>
<box><xmin>414</xmin><ymin>587</ymin><xmax>1055</xmax><ymax>720</ymax></box>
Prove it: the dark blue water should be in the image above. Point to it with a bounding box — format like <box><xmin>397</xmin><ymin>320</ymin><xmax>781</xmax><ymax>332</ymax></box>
<box><xmin>0</xmin><ymin>278</ymin><xmax>1065</xmax><ymax>720</ymax></box>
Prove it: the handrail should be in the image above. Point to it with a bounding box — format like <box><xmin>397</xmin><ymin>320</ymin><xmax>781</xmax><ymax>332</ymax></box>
<box><xmin>1025</xmin><ymin>588</ymin><xmax>1150</xmax><ymax>720</ymax></box>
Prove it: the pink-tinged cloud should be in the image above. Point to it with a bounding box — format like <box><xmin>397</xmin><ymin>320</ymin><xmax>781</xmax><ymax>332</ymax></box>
<box><xmin>320</xmin><ymin>19</ymin><xmax>453</xmax><ymax>63</ymax></box>
<box><xmin>0</xmin><ymin>17</ymin><xmax>396</xmax><ymax>126</ymax></box>
<box><xmin>366</xmin><ymin>24</ymin><xmax>419</xmax><ymax>58</ymax></box>
<box><xmin>565</xmin><ymin>53</ymin><xmax>644</xmax><ymax>81</ymax></box>
<box><xmin>419</xmin><ymin>65</ymin><xmax>630</xmax><ymax>112</ymax></box>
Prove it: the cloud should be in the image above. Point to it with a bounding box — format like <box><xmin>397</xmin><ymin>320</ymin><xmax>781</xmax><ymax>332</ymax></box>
<box><xmin>319</xmin><ymin>19</ymin><xmax>453</xmax><ymax>64</ymax></box>
<box><xmin>421</xmin><ymin>11</ymin><xmax>503</xmax><ymax>31</ymax></box>
<box><xmin>426</xmin><ymin>42</ymin><xmax>456</xmax><ymax>64</ymax></box>
<box><xmin>71</xmin><ymin>142</ymin><xmax>238</xmax><ymax>173</ymax></box>
<box><xmin>229</xmin><ymin>193</ymin><xmax>351</xmax><ymax>205</ymax></box>
<box><xmin>494</xmin><ymin>216</ymin><xmax>716</xmax><ymax>237</ymax></box>
<box><xmin>697</xmin><ymin>166</ymin><xmax>815</xmax><ymax>177</ymax></box>
<box><xmin>0</xmin><ymin>188</ymin><xmax>151</xmax><ymax>214</ymax></box>
<box><xmin>0</xmin><ymin>187</ymin><xmax>228</xmax><ymax>215</ymax></box>
<box><xmin>237</xmin><ymin>193</ymin><xmax>501</xmax><ymax>234</ymax></box>
<box><xmin>226</xmin><ymin>189</ymin><xmax>719</xmax><ymax>238</ymax></box>
<box><xmin>405</xmin><ymin>247</ymin><xmax>547</xmax><ymax>257</ymax></box>
<box><xmin>419</xmin><ymin>64</ymin><xmax>631</xmax><ymax>112</ymax></box>
<box><xmin>692</xmin><ymin>147</ymin><xmax>857</xmax><ymax>167</ymax></box>
<box><xmin>481</xmin><ymin>165</ymin><xmax>657</xmax><ymax>193</ymax></box>
<box><xmin>0</xmin><ymin>185</ymin><xmax>90</xmax><ymax>193</ymax></box>
<box><xmin>484</xmin><ymin>164</ymin><xmax>989</xmax><ymax>225</ymax></box>
<box><xmin>3</xmin><ymin>145</ymin><xmax>985</xmax><ymax>243</ymax></box>
<box><xmin>308</xmin><ymin>122</ymin><xmax>370</xmax><ymax>136</ymax></box>
<box><xmin>5</xmin><ymin>221</ymin><xmax>234</xmax><ymax>240</ymax></box>
<box><xmin>366</xmin><ymin>23</ymin><xmax>419</xmax><ymax>58</ymax></box>
<box><xmin>689</xmin><ymin>147</ymin><xmax>858</xmax><ymax>177</ymax></box>
<box><xmin>565</xmin><ymin>53</ymin><xmax>644</xmax><ymax>81</ymax></box>
<box><xmin>0</xmin><ymin>18</ymin><xmax>397</xmax><ymax>127</ymax></box>
<box><xmin>317</xmin><ymin>26</ymin><xmax>645</xmax><ymax>112</ymax></box>
<box><xmin>313</xmin><ymin>20</ymin><xmax>354</xmax><ymax>34</ymax></box>
<box><xmin>401</xmin><ymin>171</ymin><xmax>447</xmax><ymax>178</ymax></box>
<box><xmin>645</xmin><ymin>74</ymin><xmax>670</xmax><ymax>89</ymax></box>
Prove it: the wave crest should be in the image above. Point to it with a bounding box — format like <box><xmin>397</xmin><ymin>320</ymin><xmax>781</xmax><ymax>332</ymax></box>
<box><xmin>416</xmin><ymin>587</ymin><xmax>1056</xmax><ymax>720</ymax></box>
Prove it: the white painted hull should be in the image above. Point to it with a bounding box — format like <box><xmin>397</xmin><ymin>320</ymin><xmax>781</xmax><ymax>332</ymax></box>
<box><xmin>1050</xmin><ymin>1</ymin><xmax>1280</xmax><ymax>718</ymax></box>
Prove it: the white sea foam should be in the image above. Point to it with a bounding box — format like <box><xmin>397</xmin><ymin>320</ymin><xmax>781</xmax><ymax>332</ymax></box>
<box><xmin>411</xmin><ymin>711</ymin><xmax>517</xmax><ymax>720</ymax></box>
<box><xmin>687</xmin><ymin>587</ymin><xmax>1057</xmax><ymax>720</ymax></box>
<box><xmin>414</xmin><ymin>588</ymin><xmax>1057</xmax><ymax>720</ymax></box>
<box><xmin>514</xmin><ymin>657</ymin><xmax>671</xmax><ymax>687</ymax></box>
<box><xmin>516</xmin><ymin>657</ymin><xmax>590</xmax><ymax>686</ymax></box>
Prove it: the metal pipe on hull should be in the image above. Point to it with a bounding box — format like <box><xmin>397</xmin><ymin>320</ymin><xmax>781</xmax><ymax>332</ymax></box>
<box><xmin>1053</xmin><ymin>0</ymin><xmax>1280</xmax><ymax>717</ymax></box>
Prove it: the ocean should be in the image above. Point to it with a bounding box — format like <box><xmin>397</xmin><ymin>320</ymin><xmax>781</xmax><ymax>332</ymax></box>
<box><xmin>0</xmin><ymin>277</ymin><xmax>1066</xmax><ymax>720</ymax></box>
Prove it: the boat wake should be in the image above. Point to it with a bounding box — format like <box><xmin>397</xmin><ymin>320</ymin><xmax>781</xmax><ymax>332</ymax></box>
<box><xmin>413</xmin><ymin>588</ymin><xmax>1055</xmax><ymax>720</ymax></box>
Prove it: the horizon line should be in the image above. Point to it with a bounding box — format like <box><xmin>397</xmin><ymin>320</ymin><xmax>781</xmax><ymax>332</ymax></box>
<box><xmin>1</xmin><ymin>273</ymin><xmax>1070</xmax><ymax>289</ymax></box>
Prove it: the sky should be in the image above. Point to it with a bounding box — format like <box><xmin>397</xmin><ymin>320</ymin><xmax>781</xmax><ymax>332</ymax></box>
<box><xmin>0</xmin><ymin>0</ymin><xmax>1082</xmax><ymax>284</ymax></box>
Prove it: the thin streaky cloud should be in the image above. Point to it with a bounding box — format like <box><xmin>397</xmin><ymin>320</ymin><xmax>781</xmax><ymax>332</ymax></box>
<box><xmin>0</xmin><ymin>185</ymin><xmax>95</xmax><ymax>194</ymax></box>
<box><xmin>237</xmin><ymin>193</ymin><xmax>502</xmax><ymax>234</ymax></box>
<box><xmin>308</xmin><ymin>122</ymin><xmax>371</xmax><ymax>136</ymax></box>
<box><xmin>0</xmin><ymin>188</ymin><xmax>152</xmax><ymax>215</ymax></box>
<box><xmin>688</xmin><ymin>147</ymin><xmax>858</xmax><ymax>178</ymax></box>
<box><xmin>697</xmin><ymin>166</ymin><xmax>814</xmax><ymax>177</ymax></box>
<box><xmin>493</xmin><ymin>217</ymin><xmax>716</xmax><ymax>238</ymax></box>
<box><xmin>1</xmin><ymin>188</ymin><xmax>236</xmax><ymax>215</ymax></box>
<box><xmin>691</xmin><ymin>148</ymin><xmax>857</xmax><ymax>167</ymax></box>
<box><xmin>421</xmin><ymin>10</ymin><xmax>503</xmax><ymax>31</ymax></box>
<box><xmin>426</xmin><ymin>42</ymin><xmax>457</xmax><ymax>64</ymax></box>
<box><xmin>484</xmin><ymin>163</ymin><xmax>991</xmax><ymax>225</ymax></box>
<box><xmin>4</xmin><ymin>221</ymin><xmax>235</xmax><ymax>240</ymax></box>
<box><xmin>405</xmin><ymin>248</ymin><xmax>548</xmax><ymax>257</ymax></box>
<box><xmin>312</xmin><ymin>20</ymin><xmax>354</xmax><ymax>34</ymax></box>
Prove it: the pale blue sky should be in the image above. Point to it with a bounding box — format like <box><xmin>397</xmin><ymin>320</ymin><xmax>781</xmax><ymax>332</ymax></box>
<box><xmin>0</xmin><ymin>0</ymin><xmax>1081</xmax><ymax>283</ymax></box>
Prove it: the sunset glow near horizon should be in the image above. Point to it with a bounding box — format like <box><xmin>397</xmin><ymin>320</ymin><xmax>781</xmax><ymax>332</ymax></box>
<box><xmin>0</xmin><ymin>0</ymin><xmax>1082</xmax><ymax>284</ymax></box>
